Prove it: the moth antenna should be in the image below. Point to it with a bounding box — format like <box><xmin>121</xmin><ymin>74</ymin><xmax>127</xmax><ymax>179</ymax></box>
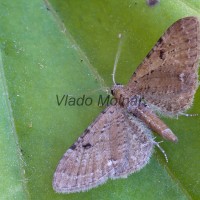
<box><xmin>112</xmin><ymin>33</ymin><xmax>123</xmax><ymax>85</ymax></box>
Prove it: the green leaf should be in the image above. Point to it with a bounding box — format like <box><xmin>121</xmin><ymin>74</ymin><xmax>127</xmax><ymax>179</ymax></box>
<box><xmin>0</xmin><ymin>0</ymin><xmax>199</xmax><ymax>199</ymax></box>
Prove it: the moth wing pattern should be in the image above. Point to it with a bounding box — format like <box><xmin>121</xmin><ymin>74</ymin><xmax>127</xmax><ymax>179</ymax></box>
<box><xmin>125</xmin><ymin>16</ymin><xmax>200</xmax><ymax>115</ymax></box>
<box><xmin>53</xmin><ymin>105</ymin><xmax>154</xmax><ymax>193</ymax></box>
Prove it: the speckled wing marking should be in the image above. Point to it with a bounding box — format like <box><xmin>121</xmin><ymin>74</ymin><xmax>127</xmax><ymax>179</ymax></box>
<box><xmin>53</xmin><ymin>105</ymin><xmax>154</xmax><ymax>193</ymax></box>
<box><xmin>125</xmin><ymin>17</ymin><xmax>200</xmax><ymax>115</ymax></box>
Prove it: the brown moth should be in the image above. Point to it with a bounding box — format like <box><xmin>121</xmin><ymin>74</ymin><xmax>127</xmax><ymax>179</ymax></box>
<box><xmin>53</xmin><ymin>16</ymin><xmax>200</xmax><ymax>193</ymax></box>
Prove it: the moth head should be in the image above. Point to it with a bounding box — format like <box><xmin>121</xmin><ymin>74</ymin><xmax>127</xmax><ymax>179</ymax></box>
<box><xmin>111</xmin><ymin>83</ymin><xmax>123</xmax><ymax>97</ymax></box>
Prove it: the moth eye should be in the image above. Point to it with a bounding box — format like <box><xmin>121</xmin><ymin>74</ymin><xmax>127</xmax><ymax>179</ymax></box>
<box><xmin>111</xmin><ymin>89</ymin><xmax>114</xmax><ymax>95</ymax></box>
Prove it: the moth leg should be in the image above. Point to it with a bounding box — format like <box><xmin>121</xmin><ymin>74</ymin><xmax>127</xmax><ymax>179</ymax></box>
<box><xmin>179</xmin><ymin>112</ymin><xmax>199</xmax><ymax>117</ymax></box>
<box><xmin>152</xmin><ymin>140</ymin><xmax>168</xmax><ymax>162</ymax></box>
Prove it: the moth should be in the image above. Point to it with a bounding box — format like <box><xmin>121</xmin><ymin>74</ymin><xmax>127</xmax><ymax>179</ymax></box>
<box><xmin>53</xmin><ymin>16</ymin><xmax>200</xmax><ymax>193</ymax></box>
